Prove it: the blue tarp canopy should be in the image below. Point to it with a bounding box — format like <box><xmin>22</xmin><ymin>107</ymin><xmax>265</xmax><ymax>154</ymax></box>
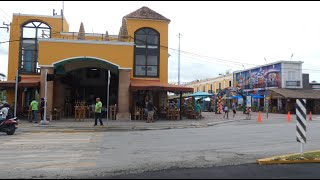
<box><xmin>251</xmin><ymin>94</ymin><xmax>264</xmax><ymax>99</ymax></box>
<box><xmin>230</xmin><ymin>95</ymin><xmax>242</xmax><ymax>99</ymax></box>
<box><xmin>189</xmin><ymin>91</ymin><xmax>214</xmax><ymax>97</ymax></box>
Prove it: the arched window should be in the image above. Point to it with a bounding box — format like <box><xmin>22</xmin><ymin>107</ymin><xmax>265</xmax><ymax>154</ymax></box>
<box><xmin>20</xmin><ymin>21</ymin><xmax>51</xmax><ymax>74</ymax></box>
<box><xmin>134</xmin><ymin>28</ymin><xmax>160</xmax><ymax>77</ymax></box>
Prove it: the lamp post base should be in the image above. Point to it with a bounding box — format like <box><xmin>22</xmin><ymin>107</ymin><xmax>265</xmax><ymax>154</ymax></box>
<box><xmin>40</xmin><ymin>120</ymin><xmax>50</xmax><ymax>125</ymax></box>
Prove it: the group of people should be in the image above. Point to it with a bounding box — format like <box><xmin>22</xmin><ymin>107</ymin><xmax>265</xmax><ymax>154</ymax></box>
<box><xmin>221</xmin><ymin>102</ymin><xmax>237</xmax><ymax>119</ymax></box>
<box><xmin>29</xmin><ymin>98</ymin><xmax>45</xmax><ymax>123</ymax></box>
<box><xmin>29</xmin><ymin>97</ymin><xmax>105</xmax><ymax>126</ymax></box>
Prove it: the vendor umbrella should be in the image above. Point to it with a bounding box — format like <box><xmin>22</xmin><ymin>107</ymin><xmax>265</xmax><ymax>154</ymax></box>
<box><xmin>189</xmin><ymin>91</ymin><xmax>214</xmax><ymax>97</ymax></box>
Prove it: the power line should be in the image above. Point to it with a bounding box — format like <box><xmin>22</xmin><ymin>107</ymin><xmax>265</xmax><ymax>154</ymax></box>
<box><xmin>0</xmin><ymin>8</ymin><xmax>12</xmax><ymax>24</ymax></box>
<box><xmin>131</xmin><ymin>34</ymin><xmax>320</xmax><ymax>73</ymax></box>
<box><xmin>168</xmin><ymin>49</ymin><xmax>320</xmax><ymax>73</ymax></box>
<box><xmin>1</xmin><ymin>33</ymin><xmax>320</xmax><ymax>73</ymax></box>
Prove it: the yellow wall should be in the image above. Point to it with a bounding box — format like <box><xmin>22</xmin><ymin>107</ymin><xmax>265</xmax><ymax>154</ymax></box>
<box><xmin>187</xmin><ymin>75</ymin><xmax>233</xmax><ymax>93</ymax></box>
<box><xmin>126</xmin><ymin>18</ymin><xmax>169</xmax><ymax>84</ymax></box>
<box><xmin>7</xmin><ymin>14</ymin><xmax>69</xmax><ymax>80</ymax></box>
<box><xmin>38</xmin><ymin>41</ymin><xmax>134</xmax><ymax>69</ymax></box>
<box><xmin>6</xmin><ymin>90</ymin><xmax>14</xmax><ymax>105</ymax></box>
<box><xmin>7</xmin><ymin>13</ymin><xmax>169</xmax><ymax>85</ymax></box>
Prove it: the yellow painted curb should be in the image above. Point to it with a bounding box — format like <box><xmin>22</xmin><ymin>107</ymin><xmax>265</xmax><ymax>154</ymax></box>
<box><xmin>257</xmin><ymin>150</ymin><xmax>320</xmax><ymax>165</ymax></box>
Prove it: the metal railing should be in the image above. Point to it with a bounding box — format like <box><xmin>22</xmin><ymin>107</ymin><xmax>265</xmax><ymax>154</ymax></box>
<box><xmin>59</xmin><ymin>32</ymin><xmax>132</xmax><ymax>42</ymax></box>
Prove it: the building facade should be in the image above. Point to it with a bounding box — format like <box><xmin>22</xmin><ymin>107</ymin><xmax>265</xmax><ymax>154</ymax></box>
<box><xmin>0</xmin><ymin>6</ymin><xmax>192</xmax><ymax>120</ymax></box>
<box><xmin>233</xmin><ymin>61</ymin><xmax>304</xmax><ymax>92</ymax></box>
<box><xmin>233</xmin><ymin>61</ymin><xmax>304</xmax><ymax>112</ymax></box>
<box><xmin>185</xmin><ymin>74</ymin><xmax>233</xmax><ymax>93</ymax></box>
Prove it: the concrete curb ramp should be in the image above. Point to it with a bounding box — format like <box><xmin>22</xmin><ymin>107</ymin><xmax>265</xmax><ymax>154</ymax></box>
<box><xmin>257</xmin><ymin>150</ymin><xmax>320</xmax><ymax>165</ymax></box>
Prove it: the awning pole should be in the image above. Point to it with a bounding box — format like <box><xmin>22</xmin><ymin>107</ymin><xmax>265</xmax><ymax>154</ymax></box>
<box><xmin>106</xmin><ymin>70</ymin><xmax>110</xmax><ymax>124</ymax></box>
<box><xmin>14</xmin><ymin>70</ymin><xmax>18</xmax><ymax>117</ymax></box>
<box><xmin>180</xmin><ymin>91</ymin><xmax>182</xmax><ymax>120</ymax></box>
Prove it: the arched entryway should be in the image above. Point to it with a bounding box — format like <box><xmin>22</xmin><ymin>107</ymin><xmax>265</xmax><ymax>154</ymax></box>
<box><xmin>39</xmin><ymin>56</ymin><xmax>131</xmax><ymax>120</ymax></box>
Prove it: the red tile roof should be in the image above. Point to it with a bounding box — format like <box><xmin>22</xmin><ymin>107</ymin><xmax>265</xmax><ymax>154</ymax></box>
<box><xmin>124</xmin><ymin>6</ymin><xmax>170</xmax><ymax>22</ymax></box>
<box><xmin>0</xmin><ymin>80</ymin><xmax>40</xmax><ymax>88</ymax></box>
<box><xmin>130</xmin><ymin>79</ymin><xmax>193</xmax><ymax>92</ymax></box>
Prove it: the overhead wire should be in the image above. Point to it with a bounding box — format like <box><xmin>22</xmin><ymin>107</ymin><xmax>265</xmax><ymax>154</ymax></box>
<box><xmin>1</xmin><ymin>30</ymin><xmax>319</xmax><ymax>73</ymax></box>
<box><xmin>0</xmin><ymin>8</ymin><xmax>11</xmax><ymax>24</ymax></box>
<box><xmin>131</xmin><ymin>35</ymin><xmax>320</xmax><ymax>73</ymax></box>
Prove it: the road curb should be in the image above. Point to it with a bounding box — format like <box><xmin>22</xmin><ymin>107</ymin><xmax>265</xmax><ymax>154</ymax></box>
<box><xmin>18</xmin><ymin>126</ymin><xmax>188</xmax><ymax>133</ymax></box>
<box><xmin>207</xmin><ymin>119</ymin><xmax>241</xmax><ymax>126</ymax></box>
<box><xmin>17</xmin><ymin>119</ymin><xmax>242</xmax><ymax>133</ymax></box>
<box><xmin>257</xmin><ymin>150</ymin><xmax>320</xmax><ymax>165</ymax></box>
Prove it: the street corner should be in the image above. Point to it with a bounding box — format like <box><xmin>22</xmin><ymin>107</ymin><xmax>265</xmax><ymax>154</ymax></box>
<box><xmin>257</xmin><ymin>150</ymin><xmax>320</xmax><ymax>165</ymax></box>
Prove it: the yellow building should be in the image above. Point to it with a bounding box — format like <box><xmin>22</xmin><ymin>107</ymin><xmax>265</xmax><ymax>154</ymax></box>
<box><xmin>0</xmin><ymin>6</ymin><xmax>192</xmax><ymax>120</ymax></box>
<box><xmin>185</xmin><ymin>74</ymin><xmax>233</xmax><ymax>93</ymax></box>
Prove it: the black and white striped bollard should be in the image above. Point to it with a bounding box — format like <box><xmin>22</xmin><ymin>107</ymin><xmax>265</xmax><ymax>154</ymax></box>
<box><xmin>296</xmin><ymin>99</ymin><xmax>307</xmax><ymax>154</ymax></box>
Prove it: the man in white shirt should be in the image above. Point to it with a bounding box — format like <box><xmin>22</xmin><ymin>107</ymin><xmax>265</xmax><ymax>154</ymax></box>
<box><xmin>0</xmin><ymin>103</ymin><xmax>9</xmax><ymax>121</ymax></box>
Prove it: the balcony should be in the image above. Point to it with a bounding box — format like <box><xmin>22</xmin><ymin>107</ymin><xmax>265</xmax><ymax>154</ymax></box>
<box><xmin>58</xmin><ymin>32</ymin><xmax>132</xmax><ymax>42</ymax></box>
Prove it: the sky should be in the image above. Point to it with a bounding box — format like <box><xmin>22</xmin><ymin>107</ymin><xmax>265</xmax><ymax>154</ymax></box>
<box><xmin>1</xmin><ymin>1</ymin><xmax>320</xmax><ymax>83</ymax></box>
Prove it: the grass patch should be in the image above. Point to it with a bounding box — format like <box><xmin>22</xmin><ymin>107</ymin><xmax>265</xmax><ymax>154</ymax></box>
<box><xmin>279</xmin><ymin>151</ymin><xmax>320</xmax><ymax>161</ymax></box>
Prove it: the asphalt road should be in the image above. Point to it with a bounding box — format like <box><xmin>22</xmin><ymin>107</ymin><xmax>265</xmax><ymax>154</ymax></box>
<box><xmin>1</xmin><ymin>116</ymin><xmax>320</xmax><ymax>178</ymax></box>
<box><xmin>104</xmin><ymin>163</ymin><xmax>320</xmax><ymax>179</ymax></box>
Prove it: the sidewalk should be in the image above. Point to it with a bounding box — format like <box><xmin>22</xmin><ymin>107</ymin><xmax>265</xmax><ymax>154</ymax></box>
<box><xmin>17</xmin><ymin>111</ymin><xmax>317</xmax><ymax>133</ymax></box>
<box><xmin>17</xmin><ymin>112</ymin><xmax>246</xmax><ymax>133</ymax></box>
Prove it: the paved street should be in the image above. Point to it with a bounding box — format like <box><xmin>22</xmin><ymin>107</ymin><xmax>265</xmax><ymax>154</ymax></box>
<box><xmin>0</xmin><ymin>112</ymin><xmax>320</xmax><ymax>178</ymax></box>
<box><xmin>106</xmin><ymin>163</ymin><xmax>320</xmax><ymax>179</ymax></box>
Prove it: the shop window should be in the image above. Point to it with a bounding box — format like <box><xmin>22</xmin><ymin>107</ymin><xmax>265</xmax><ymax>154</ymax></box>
<box><xmin>134</xmin><ymin>28</ymin><xmax>160</xmax><ymax>77</ymax></box>
<box><xmin>20</xmin><ymin>21</ymin><xmax>51</xmax><ymax>74</ymax></box>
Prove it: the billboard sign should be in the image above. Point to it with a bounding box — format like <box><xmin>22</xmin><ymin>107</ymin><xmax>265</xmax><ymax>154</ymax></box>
<box><xmin>234</xmin><ymin>63</ymin><xmax>282</xmax><ymax>90</ymax></box>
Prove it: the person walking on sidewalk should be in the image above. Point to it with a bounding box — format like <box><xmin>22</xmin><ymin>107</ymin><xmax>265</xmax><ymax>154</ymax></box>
<box><xmin>94</xmin><ymin>98</ymin><xmax>104</xmax><ymax>126</ymax></box>
<box><xmin>223</xmin><ymin>104</ymin><xmax>229</xmax><ymax>119</ymax></box>
<box><xmin>232</xmin><ymin>102</ymin><xmax>236</xmax><ymax>118</ymax></box>
<box><xmin>195</xmin><ymin>100</ymin><xmax>202</xmax><ymax>120</ymax></box>
<box><xmin>40</xmin><ymin>98</ymin><xmax>45</xmax><ymax>121</ymax></box>
<box><xmin>30</xmin><ymin>99</ymin><xmax>39</xmax><ymax>123</ymax></box>
<box><xmin>147</xmin><ymin>100</ymin><xmax>156</xmax><ymax>123</ymax></box>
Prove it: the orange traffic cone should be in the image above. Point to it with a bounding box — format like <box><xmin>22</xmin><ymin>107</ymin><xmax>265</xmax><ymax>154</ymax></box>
<box><xmin>309</xmin><ymin>111</ymin><xmax>312</xmax><ymax>121</ymax></box>
<box><xmin>287</xmin><ymin>111</ymin><xmax>291</xmax><ymax>122</ymax></box>
<box><xmin>257</xmin><ymin>111</ymin><xmax>262</xmax><ymax>123</ymax></box>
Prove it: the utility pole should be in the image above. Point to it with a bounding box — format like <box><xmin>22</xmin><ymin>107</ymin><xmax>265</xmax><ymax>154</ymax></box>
<box><xmin>42</xmin><ymin>68</ymin><xmax>48</xmax><ymax>124</ymax></box>
<box><xmin>14</xmin><ymin>70</ymin><xmax>18</xmax><ymax>117</ymax></box>
<box><xmin>106</xmin><ymin>70</ymin><xmax>110</xmax><ymax>124</ymax></box>
<box><xmin>177</xmin><ymin>33</ymin><xmax>182</xmax><ymax>85</ymax></box>
<box><xmin>61</xmin><ymin>1</ymin><xmax>64</xmax><ymax>32</ymax></box>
